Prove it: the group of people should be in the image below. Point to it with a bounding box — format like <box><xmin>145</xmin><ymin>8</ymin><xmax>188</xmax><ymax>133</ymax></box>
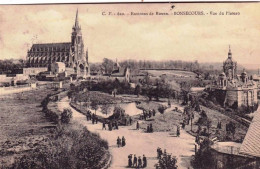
<box><xmin>86</xmin><ymin>110</ymin><xmax>98</xmax><ymax>124</ymax></box>
<box><xmin>146</xmin><ymin>123</ymin><xmax>153</xmax><ymax>133</ymax></box>
<box><xmin>128</xmin><ymin>154</ymin><xmax>147</xmax><ymax>168</ymax></box>
<box><xmin>124</xmin><ymin>117</ymin><xmax>133</xmax><ymax>126</ymax></box>
<box><xmin>157</xmin><ymin>147</ymin><xmax>164</xmax><ymax>159</ymax></box>
<box><xmin>139</xmin><ymin>109</ymin><xmax>156</xmax><ymax>121</ymax></box>
<box><xmin>102</xmin><ymin>121</ymin><xmax>119</xmax><ymax>131</ymax></box>
<box><xmin>117</xmin><ymin>136</ymin><xmax>126</xmax><ymax>147</ymax></box>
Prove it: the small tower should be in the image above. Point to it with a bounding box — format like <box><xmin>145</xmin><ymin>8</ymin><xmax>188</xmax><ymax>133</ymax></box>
<box><xmin>241</xmin><ymin>69</ymin><xmax>248</xmax><ymax>84</ymax></box>
<box><xmin>113</xmin><ymin>59</ymin><xmax>120</xmax><ymax>73</ymax></box>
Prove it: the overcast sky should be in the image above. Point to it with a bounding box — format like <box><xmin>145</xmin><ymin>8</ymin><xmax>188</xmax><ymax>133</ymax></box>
<box><xmin>0</xmin><ymin>3</ymin><xmax>259</xmax><ymax>68</ymax></box>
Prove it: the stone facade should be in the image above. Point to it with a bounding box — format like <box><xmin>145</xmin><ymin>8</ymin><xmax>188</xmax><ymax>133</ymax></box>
<box><xmin>216</xmin><ymin>46</ymin><xmax>258</xmax><ymax>109</ymax></box>
<box><xmin>25</xmin><ymin>9</ymin><xmax>89</xmax><ymax>77</ymax></box>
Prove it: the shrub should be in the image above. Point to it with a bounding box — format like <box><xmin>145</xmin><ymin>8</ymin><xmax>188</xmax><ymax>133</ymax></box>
<box><xmin>9</xmin><ymin>126</ymin><xmax>109</xmax><ymax>169</ymax></box>
<box><xmin>61</xmin><ymin>108</ymin><xmax>73</xmax><ymax>124</ymax></box>
<box><xmin>156</xmin><ymin>152</ymin><xmax>178</xmax><ymax>169</ymax></box>
<box><xmin>158</xmin><ymin>105</ymin><xmax>167</xmax><ymax>115</ymax></box>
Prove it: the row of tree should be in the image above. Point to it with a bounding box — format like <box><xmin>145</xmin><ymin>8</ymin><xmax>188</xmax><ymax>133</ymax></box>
<box><xmin>0</xmin><ymin>59</ymin><xmax>24</xmax><ymax>74</ymax></box>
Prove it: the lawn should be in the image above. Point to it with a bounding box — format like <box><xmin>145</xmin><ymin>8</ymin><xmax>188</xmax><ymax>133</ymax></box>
<box><xmin>0</xmin><ymin>82</ymin><xmax>72</xmax><ymax>167</ymax></box>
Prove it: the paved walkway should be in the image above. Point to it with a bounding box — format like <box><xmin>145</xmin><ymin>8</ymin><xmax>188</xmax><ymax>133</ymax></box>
<box><xmin>58</xmin><ymin>97</ymin><xmax>195</xmax><ymax>169</ymax></box>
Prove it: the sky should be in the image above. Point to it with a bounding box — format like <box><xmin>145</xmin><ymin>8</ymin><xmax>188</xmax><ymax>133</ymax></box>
<box><xmin>0</xmin><ymin>3</ymin><xmax>260</xmax><ymax>68</ymax></box>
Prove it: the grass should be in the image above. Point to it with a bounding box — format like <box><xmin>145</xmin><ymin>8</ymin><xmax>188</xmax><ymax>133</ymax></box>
<box><xmin>74</xmin><ymin>91</ymin><xmax>131</xmax><ymax>104</ymax></box>
<box><xmin>0</xmin><ymin>86</ymin><xmax>61</xmax><ymax>167</ymax></box>
<box><xmin>138</xmin><ymin>110</ymin><xmax>183</xmax><ymax>133</ymax></box>
<box><xmin>0</xmin><ymin>82</ymin><xmax>111</xmax><ymax>169</ymax></box>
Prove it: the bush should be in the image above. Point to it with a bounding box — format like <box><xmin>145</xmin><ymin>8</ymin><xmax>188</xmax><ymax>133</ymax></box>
<box><xmin>61</xmin><ymin>108</ymin><xmax>73</xmax><ymax>124</ymax></box>
<box><xmin>158</xmin><ymin>105</ymin><xmax>167</xmax><ymax>115</ymax></box>
<box><xmin>9</xmin><ymin>125</ymin><xmax>109</xmax><ymax>169</ymax></box>
<box><xmin>156</xmin><ymin>152</ymin><xmax>178</xmax><ymax>169</ymax></box>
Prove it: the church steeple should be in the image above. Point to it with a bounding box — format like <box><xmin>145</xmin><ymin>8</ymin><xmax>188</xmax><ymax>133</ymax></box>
<box><xmin>228</xmin><ymin>45</ymin><xmax>232</xmax><ymax>58</ymax></box>
<box><xmin>73</xmin><ymin>9</ymin><xmax>80</xmax><ymax>30</ymax></box>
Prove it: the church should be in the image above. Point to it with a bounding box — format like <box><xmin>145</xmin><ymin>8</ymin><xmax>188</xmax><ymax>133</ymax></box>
<box><xmin>25</xmin><ymin>10</ymin><xmax>89</xmax><ymax>77</ymax></box>
<box><xmin>214</xmin><ymin>46</ymin><xmax>258</xmax><ymax>110</ymax></box>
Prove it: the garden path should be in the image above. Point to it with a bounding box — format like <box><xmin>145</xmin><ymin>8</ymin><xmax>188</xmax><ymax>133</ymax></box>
<box><xmin>58</xmin><ymin>97</ymin><xmax>195</xmax><ymax>169</ymax></box>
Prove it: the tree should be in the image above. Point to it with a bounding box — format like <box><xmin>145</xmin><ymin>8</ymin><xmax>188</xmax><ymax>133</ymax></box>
<box><xmin>112</xmin><ymin>106</ymin><xmax>125</xmax><ymax>119</ymax></box>
<box><xmin>158</xmin><ymin>105</ymin><xmax>167</xmax><ymax>120</ymax></box>
<box><xmin>156</xmin><ymin>152</ymin><xmax>178</xmax><ymax>169</ymax></box>
<box><xmin>102</xmin><ymin>58</ymin><xmax>114</xmax><ymax>74</ymax></box>
<box><xmin>226</xmin><ymin>121</ymin><xmax>236</xmax><ymax>139</ymax></box>
<box><xmin>101</xmin><ymin>104</ymin><xmax>111</xmax><ymax>116</ymax></box>
<box><xmin>134</xmin><ymin>84</ymin><xmax>141</xmax><ymax>97</ymax></box>
<box><xmin>206</xmin><ymin>120</ymin><xmax>212</xmax><ymax>137</ymax></box>
<box><xmin>90</xmin><ymin>101</ymin><xmax>99</xmax><ymax>114</ymax></box>
<box><xmin>61</xmin><ymin>108</ymin><xmax>73</xmax><ymax>124</ymax></box>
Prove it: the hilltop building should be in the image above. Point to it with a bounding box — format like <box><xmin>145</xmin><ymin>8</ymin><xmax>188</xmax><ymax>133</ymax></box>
<box><xmin>89</xmin><ymin>59</ymin><xmax>130</xmax><ymax>83</ymax></box>
<box><xmin>214</xmin><ymin>46</ymin><xmax>258</xmax><ymax>109</ymax></box>
<box><xmin>25</xmin><ymin>9</ymin><xmax>89</xmax><ymax>78</ymax></box>
<box><xmin>110</xmin><ymin>59</ymin><xmax>130</xmax><ymax>83</ymax></box>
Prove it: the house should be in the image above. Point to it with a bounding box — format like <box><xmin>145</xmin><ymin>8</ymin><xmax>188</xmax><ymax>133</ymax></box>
<box><xmin>110</xmin><ymin>60</ymin><xmax>130</xmax><ymax>83</ymax></box>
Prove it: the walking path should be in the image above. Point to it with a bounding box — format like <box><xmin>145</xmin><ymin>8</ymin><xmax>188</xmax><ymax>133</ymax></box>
<box><xmin>58</xmin><ymin>97</ymin><xmax>195</xmax><ymax>169</ymax></box>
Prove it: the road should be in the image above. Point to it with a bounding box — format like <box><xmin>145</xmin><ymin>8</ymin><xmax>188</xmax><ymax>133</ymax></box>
<box><xmin>58</xmin><ymin>97</ymin><xmax>195</xmax><ymax>169</ymax></box>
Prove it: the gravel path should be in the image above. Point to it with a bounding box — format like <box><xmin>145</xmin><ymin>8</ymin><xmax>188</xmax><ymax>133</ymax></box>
<box><xmin>58</xmin><ymin>97</ymin><xmax>195</xmax><ymax>169</ymax></box>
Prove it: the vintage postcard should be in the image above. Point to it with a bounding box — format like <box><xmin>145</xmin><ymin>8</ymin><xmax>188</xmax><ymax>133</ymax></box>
<box><xmin>0</xmin><ymin>2</ymin><xmax>260</xmax><ymax>169</ymax></box>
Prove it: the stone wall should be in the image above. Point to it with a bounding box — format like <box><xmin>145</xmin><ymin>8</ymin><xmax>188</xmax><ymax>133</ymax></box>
<box><xmin>226</xmin><ymin>90</ymin><xmax>238</xmax><ymax>107</ymax></box>
<box><xmin>23</xmin><ymin>67</ymin><xmax>48</xmax><ymax>76</ymax></box>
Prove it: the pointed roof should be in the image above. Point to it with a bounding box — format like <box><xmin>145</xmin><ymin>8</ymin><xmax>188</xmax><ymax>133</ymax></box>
<box><xmin>74</xmin><ymin>9</ymin><xmax>80</xmax><ymax>29</ymax></box>
<box><xmin>228</xmin><ymin>45</ymin><xmax>232</xmax><ymax>57</ymax></box>
<box><xmin>225</xmin><ymin>45</ymin><xmax>236</xmax><ymax>64</ymax></box>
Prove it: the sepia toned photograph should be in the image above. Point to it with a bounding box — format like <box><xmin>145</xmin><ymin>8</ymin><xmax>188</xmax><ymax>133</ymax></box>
<box><xmin>0</xmin><ymin>2</ymin><xmax>260</xmax><ymax>169</ymax></box>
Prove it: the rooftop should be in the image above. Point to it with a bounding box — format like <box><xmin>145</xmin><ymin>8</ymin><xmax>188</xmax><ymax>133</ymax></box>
<box><xmin>239</xmin><ymin>107</ymin><xmax>260</xmax><ymax>158</ymax></box>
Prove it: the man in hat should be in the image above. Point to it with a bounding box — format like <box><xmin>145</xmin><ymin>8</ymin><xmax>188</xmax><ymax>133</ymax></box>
<box><xmin>138</xmin><ymin>156</ymin><xmax>142</xmax><ymax>168</ymax></box>
<box><xmin>128</xmin><ymin>154</ymin><xmax>132</xmax><ymax>167</ymax></box>
<box><xmin>117</xmin><ymin>136</ymin><xmax>121</xmax><ymax>148</ymax></box>
<box><xmin>133</xmin><ymin>154</ymin><xmax>137</xmax><ymax>167</ymax></box>
<box><xmin>122</xmin><ymin>136</ymin><xmax>126</xmax><ymax>147</ymax></box>
<box><xmin>143</xmin><ymin>154</ymin><xmax>147</xmax><ymax>168</ymax></box>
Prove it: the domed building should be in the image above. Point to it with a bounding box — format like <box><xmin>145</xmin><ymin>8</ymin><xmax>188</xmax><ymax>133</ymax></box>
<box><xmin>215</xmin><ymin>46</ymin><xmax>258</xmax><ymax>109</ymax></box>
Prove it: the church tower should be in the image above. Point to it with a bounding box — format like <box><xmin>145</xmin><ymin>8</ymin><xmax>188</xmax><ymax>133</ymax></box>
<box><xmin>223</xmin><ymin>45</ymin><xmax>237</xmax><ymax>80</ymax></box>
<box><xmin>71</xmin><ymin>9</ymin><xmax>84</xmax><ymax>65</ymax></box>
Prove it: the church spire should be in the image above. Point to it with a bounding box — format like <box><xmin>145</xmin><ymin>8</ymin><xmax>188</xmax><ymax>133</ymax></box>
<box><xmin>228</xmin><ymin>45</ymin><xmax>232</xmax><ymax>58</ymax></box>
<box><xmin>74</xmin><ymin>9</ymin><xmax>80</xmax><ymax>29</ymax></box>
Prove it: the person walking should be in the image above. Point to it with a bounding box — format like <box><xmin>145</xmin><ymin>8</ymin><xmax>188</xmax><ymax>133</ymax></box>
<box><xmin>130</xmin><ymin>117</ymin><xmax>132</xmax><ymax>125</ymax></box>
<box><xmin>136</xmin><ymin>121</ymin><xmax>139</xmax><ymax>130</ymax></box>
<box><xmin>143</xmin><ymin>154</ymin><xmax>147</xmax><ymax>168</ymax></box>
<box><xmin>125</xmin><ymin>118</ymin><xmax>128</xmax><ymax>126</ymax></box>
<box><xmin>115</xmin><ymin>121</ymin><xmax>119</xmax><ymax>130</ymax></box>
<box><xmin>177</xmin><ymin>126</ymin><xmax>180</xmax><ymax>137</ymax></box>
<box><xmin>147</xmin><ymin>124</ymin><xmax>150</xmax><ymax>133</ymax></box>
<box><xmin>92</xmin><ymin>116</ymin><xmax>95</xmax><ymax>124</ymax></box>
<box><xmin>150</xmin><ymin>123</ymin><xmax>153</xmax><ymax>133</ymax></box>
<box><xmin>117</xmin><ymin>136</ymin><xmax>121</xmax><ymax>148</ymax></box>
<box><xmin>122</xmin><ymin>136</ymin><xmax>126</xmax><ymax>147</ymax></box>
<box><xmin>157</xmin><ymin>147</ymin><xmax>160</xmax><ymax>158</ymax></box>
<box><xmin>102</xmin><ymin>122</ymin><xmax>106</xmax><ymax>130</ymax></box>
<box><xmin>128</xmin><ymin>154</ymin><xmax>132</xmax><ymax>167</ymax></box>
<box><xmin>138</xmin><ymin>156</ymin><xmax>142</xmax><ymax>168</ymax></box>
<box><xmin>133</xmin><ymin>155</ymin><xmax>137</xmax><ymax>167</ymax></box>
<box><xmin>157</xmin><ymin>148</ymin><xmax>162</xmax><ymax>159</ymax></box>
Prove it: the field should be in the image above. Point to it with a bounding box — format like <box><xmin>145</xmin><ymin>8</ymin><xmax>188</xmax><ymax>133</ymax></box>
<box><xmin>143</xmin><ymin>69</ymin><xmax>196</xmax><ymax>78</ymax></box>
